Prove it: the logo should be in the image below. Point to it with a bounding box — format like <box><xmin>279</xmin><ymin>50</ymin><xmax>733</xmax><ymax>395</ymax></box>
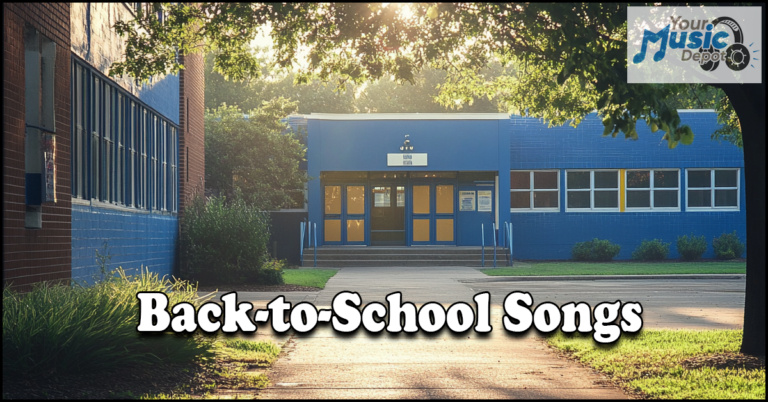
<box><xmin>628</xmin><ymin>7</ymin><xmax>761</xmax><ymax>83</ymax></box>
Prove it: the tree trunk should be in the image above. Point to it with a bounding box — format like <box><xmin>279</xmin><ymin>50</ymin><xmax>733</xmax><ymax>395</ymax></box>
<box><xmin>716</xmin><ymin>81</ymin><xmax>766</xmax><ymax>357</ymax></box>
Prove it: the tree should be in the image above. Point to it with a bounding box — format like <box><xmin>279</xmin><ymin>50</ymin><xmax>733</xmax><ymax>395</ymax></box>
<box><xmin>205</xmin><ymin>99</ymin><xmax>308</xmax><ymax>210</ymax></box>
<box><xmin>205</xmin><ymin>51</ymin><xmax>358</xmax><ymax>113</ymax></box>
<box><xmin>112</xmin><ymin>3</ymin><xmax>764</xmax><ymax>356</ymax></box>
<box><xmin>205</xmin><ymin>51</ymin><xmax>503</xmax><ymax>113</ymax></box>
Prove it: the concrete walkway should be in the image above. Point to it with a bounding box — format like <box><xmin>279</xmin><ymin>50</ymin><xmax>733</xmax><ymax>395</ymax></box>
<box><xmin>226</xmin><ymin>266</ymin><xmax>745</xmax><ymax>399</ymax></box>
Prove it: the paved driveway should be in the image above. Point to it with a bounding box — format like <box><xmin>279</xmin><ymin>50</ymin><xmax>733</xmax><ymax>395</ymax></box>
<box><xmin>221</xmin><ymin>267</ymin><xmax>746</xmax><ymax>399</ymax></box>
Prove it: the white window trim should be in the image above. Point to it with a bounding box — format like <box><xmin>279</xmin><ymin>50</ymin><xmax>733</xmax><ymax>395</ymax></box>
<box><xmin>686</xmin><ymin>168</ymin><xmax>740</xmax><ymax>211</ymax></box>
<box><xmin>510</xmin><ymin>170</ymin><xmax>560</xmax><ymax>212</ymax></box>
<box><xmin>625</xmin><ymin>169</ymin><xmax>681</xmax><ymax>212</ymax></box>
<box><xmin>565</xmin><ymin>170</ymin><xmax>620</xmax><ymax>212</ymax></box>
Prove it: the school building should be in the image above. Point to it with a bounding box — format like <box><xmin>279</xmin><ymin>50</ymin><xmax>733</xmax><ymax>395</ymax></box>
<box><xmin>3</xmin><ymin>3</ymin><xmax>205</xmax><ymax>290</ymax></box>
<box><xmin>279</xmin><ymin>111</ymin><xmax>746</xmax><ymax>265</ymax></box>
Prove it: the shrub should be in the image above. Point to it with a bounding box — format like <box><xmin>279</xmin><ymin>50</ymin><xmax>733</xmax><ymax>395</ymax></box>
<box><xmin>181</xmin><ymin>191</ymin><xmax>272</xmax><ymax>284</ymax></box>
<box><xmin>3</xmin><ymin>268</ymin><xmax>214</xmax><ymax>378</ymax></box>
<box><xmin>676</xmin><ymin>233</ymin><xmax>708</xmax><ymax>260</ymax></box>
<box><xmin>249</xmin><ymin>260</ymin><xmax>285</xmax><ymax>285</ymax></box>
<box><xmin>712</xmin><ymin>231</ymin><xmax>746</xmax><ymax>260</ymax></box>
<box><xmin>572</xmin><ymin>238</ymin><xmax>621</xmax><ymax>261</ymax></box>
<box><xmin>632</xmin><ymin>239</ymin><xmax>671</xmax><ymax>261</ymax></box>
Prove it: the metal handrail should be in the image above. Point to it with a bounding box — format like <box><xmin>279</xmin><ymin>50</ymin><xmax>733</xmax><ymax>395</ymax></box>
<box><xmin>299</xmin><ymin>222</ymin><xmax>305</xmax><ymax>266</ymax></box>
<box><xmin>508</xmin><ymin>223</ymin><xmax>514</xmax><ymax>267</ymax></box>
<box><xmin>481</xmin><ymin>223</ymin><xmax>485</xmax><ymax>267</ymax></box>
<box><xmin>307</xmin><ymin>220</ymin><xmax>312</xmax><ymax>249</ymax></box>
<box><xmin>492</xmin><ymin>222</ymin><xmax>497</xmax><ymax>268</ymax></box>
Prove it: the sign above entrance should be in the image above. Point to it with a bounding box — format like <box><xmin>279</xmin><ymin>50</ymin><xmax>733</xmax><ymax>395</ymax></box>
<box><xmin>387</xmin><ymin>153</ymin><xmax>428</xmax><ymax>166</ymax></box>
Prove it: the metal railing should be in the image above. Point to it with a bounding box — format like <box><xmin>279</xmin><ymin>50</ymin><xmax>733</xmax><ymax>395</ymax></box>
<box><xmin>299</xmin><ymin>221</ymin><xmax>318</xmax><ymax>267</ymax></box>
<box><xmin>481</xmin><ymin>223</ymin><xmax>485</xmax><ymax>267</ymax></box>
<box><xmin>507</xmin><ymin>222</ymin><xmax>513</xmax><ymax>267</ymax></box>
<box><xmin>492</xmin><ymin>222</ymin><xmax>497</xmax><ymax>268</ymax></box>
<box><xmin>299</xmin><ymin>221</ymin><xmax>306</xmax><ymax>266</ymax></box>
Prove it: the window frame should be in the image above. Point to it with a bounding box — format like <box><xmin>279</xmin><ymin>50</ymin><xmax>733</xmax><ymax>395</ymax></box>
<box><xmin>509</xmin><ymin>170</ymin><xmax>560</xmax><ymax>212</ymax></box>
<box><xmin>685</xmin><ymin>168</ymin><xmax>740</xmax><ymax>211</ymax></box>
<box><xmin>565</xmin><ymin>169</ymin><xmax>620</xmax><ymax>212</ymax></box>
<box><xmin>624</xmin><ymin>169</ymin><xmax>681</xmax><ymax>212</ymax></box>
<box><xmin>70</xmin><ymin>55</ymin><xmax>180</xmax><ymax>214</ymax></box>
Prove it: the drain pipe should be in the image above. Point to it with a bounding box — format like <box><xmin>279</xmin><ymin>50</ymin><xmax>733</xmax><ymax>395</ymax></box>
<box><xmin>314</xmin><ymin>222</ymin><xmax>318</xmax><ymax>267</ymax></box>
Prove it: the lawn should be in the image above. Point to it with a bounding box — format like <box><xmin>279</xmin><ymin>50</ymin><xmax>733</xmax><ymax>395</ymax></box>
<box><xmin>547</xmin><ymin>330</ymin><xmax>765</xmax><ymax>399</ymax></box>
<box><xmin>282</xmin><ymin>269</ymin><xmax>338</xmax><ymax>289</ymax></box>
<box><xmin>481</xmin><ymin>261</ymin><xmax>746</xmax><ymax>276</ymax></box>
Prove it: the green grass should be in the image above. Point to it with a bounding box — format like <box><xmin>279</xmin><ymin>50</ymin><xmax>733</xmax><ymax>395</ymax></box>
<box><xmin>282</xmin><ymin>269</ymin><xmax>338</xmax><ymax>288</ymax></box>
<box><xmin>547</xmin><ymin>330</ymin><xmax>765</xmax><ymax>399</ymax></box>
<box><xmin>217</xmin><ymin>338</ymin><xmax>282</xmax><ymax>365</ymax></box>
<box><xmin>481</xmin><ymin>261</ymin><xmax>746</xmax><ymax>276</ymax></box>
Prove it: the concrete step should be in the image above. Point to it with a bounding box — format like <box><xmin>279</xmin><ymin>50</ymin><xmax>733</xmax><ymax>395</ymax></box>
<box><xmin>306</xmin><ymin>253</ymin><xmax>508</xmax><ymax>261</ymax></box>
<box><xmin>303</xmin><ymin>247</ymin><xmax>509</xmax><ymax>255</ymax></box>
<box><xmin>303</xmin><ymin>260</ymin><xmax>508</xmax><ymax>267</ymax></box>
<box><xmin>300</xmin><ymin>247</ymin><xmax>510</xmax><ymax>267</ymax></box>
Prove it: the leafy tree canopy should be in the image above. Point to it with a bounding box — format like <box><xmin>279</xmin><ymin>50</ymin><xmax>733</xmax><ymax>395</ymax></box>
<box><xmin>205</xmin><ymin>99</ymin><xmax>308</xmax><ymax>210</ymax></box>
<box><xmin>112</xmin><ymin>3</ymin><xmax>740</xmax><ymax>148</ymax></box>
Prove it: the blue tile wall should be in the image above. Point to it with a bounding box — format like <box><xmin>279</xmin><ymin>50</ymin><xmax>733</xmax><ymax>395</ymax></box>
<box><xmin>507</xmin><ymin>111</ymin><xmax>747</xmax><ymax>260</ymax></box>
<box><xmin>72</xmin><ymin>204</ymin><xmax>178</xmax><ymax>284</ymax></box>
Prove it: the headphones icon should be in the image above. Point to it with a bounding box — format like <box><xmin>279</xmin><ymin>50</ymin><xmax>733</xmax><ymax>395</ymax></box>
<box><xmin>700</xmin><ymin>17</ymin><xmax>750</xmax><ymax>72</ymax></box>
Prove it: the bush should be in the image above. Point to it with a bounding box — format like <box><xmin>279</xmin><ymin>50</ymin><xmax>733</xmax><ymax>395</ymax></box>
<box><xmin>572</xmin><ymin>238</ymin><xmax>621</xmax><ymax>261</ymax></box>
<box><xmin>632</xmin><ymin>239</ymin><xmax>671</xmax><ymax>261</ymax></box>
<box><xmin>3</xmin><ymin>268</ymin><xmax>213</xmax><ymax>378</ymax></box>
<box><xmin>181</xmin><ymin>192</ymin><xmax>273</xmax><ymax>284</ymax></box>
<box><xmin>676</xmin><ymin>233</ymin><xmax>708</xmax><ymax>260</ymax></box>
<box><xmin>712</xmin><ymin>231</ymin><xmax>746</xmax><ymax>260</ymax></box>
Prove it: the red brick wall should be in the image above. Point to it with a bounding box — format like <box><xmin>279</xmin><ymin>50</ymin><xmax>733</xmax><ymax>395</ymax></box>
<box><xmin>178</xmin><ymin>52</ymin><xmax>205</xmax><ymax>214</ymax></box>
<box><xmin>3</xmin><ymin>4</ymin><xmax>72</xmax><ymax>291</ymax></box>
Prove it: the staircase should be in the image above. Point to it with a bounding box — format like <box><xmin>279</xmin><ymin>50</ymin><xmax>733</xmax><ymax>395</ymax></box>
<box><xmin>301</xmin><ymin>247</ymin><xmax>510</xmax><ymax>267</ymax></box>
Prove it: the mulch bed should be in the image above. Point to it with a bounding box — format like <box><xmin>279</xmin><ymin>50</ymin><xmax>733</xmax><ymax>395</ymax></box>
<box><xmin>197</xmin><ymin>284</ymin><xmax>321</xmax><ymax>292</ymax></box>
<box><xmin>681</xmin><ymin>353</ymin><xmax>765</xmax><ymax>370</ymax></box>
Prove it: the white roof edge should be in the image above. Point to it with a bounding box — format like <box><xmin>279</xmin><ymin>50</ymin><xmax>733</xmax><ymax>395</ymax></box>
<box><xmin>305</xmin><ymin>113</ymin><xmax>510</xmax><ymax>120</ymax></box>
<box><xmin>677</xmin><ymin>109</ymin><xmax>715</xmax><ymax>113</ymax></box>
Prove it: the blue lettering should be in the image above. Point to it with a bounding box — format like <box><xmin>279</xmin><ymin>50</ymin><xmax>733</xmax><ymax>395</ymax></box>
<box><xmin>633</xmin><ymin>25</ymin><xmax>670</xmax><ymax>63</ymax></box>
<box><xmin>712</xmin><ymin>31</ymin><xmax>729</xmax><ymax>49</ymax></box>
<box><xmin>702</xmin><ymin>24</ymin><xmax>713</xmax><ymax>49</ymax></box>
<box><xmin>687</xmin><ymin>31</ymin><xmax>703</xmax><ymax>49</ymax></box>
<box><xmin>404</xmin><ymin>161</ymin><xmax>412</xmax><ymax>165</ymax></box>
<box><xmin>404</xmin><ymin>155</ymin><xmax>412</xmax><ymax>159</ymax></box>
<box><xmin>669</xmin><ymin>32</ymin><xmax>688</xmax><ymax>49</ymax></box>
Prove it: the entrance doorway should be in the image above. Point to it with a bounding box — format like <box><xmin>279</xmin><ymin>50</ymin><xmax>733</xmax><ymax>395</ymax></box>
<box><xmin>370</xmin><ymin>185</ymin><xmax>406</xmax><ymax>245</ymax></box>
<box><xmin>411</xmin><ymin>181</ymin><xmax>456</xmax><ymax>245</ymax></box>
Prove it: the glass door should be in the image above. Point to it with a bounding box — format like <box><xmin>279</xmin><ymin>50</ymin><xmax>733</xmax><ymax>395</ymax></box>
<box><xmin>323</xmin><ymin>184</ymin><xmax>366</xmax><ymax>245</ymax></box>
<box><xmin>411</xmin><ymin>182</ymin><xmax>456</xmax><ymax>245</ymax></box>
<box><xmin>370</xmin><ymin>184</ymin><xmax>406</xmax><ymax>245</ymax></box>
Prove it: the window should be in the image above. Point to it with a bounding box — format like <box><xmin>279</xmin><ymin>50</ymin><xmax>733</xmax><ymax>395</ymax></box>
<box><xmin>625</xmin><ymin>169</ymin><xmax>680</xmax><ymax>210</ymax></box>
<box><xmin>510</xmin><ymin>171</ymin><xmax>559</xmax><ymax>211</ymax></box>
<box><xmin>91</xmin><ymin>77</ymin><xmax>101</xmax><ymax>200</ymax></box>
<box><xmin>566</xmin><ymin>170</ymin><xmax>619</xmax><ymax>211</ymax></box>
<box><xmin>103</xmin><ymin>85</ymin><xmax>112</xmax><ymax>202</ymax></box>
<box><xmin>69</xmin><ymin>57</ymin><xmax>180</xmax><ymax>213</ymax></box>
<box><xmin>686</xmin><ymin>169</ymin><xmax>739</xmax><ymax>210</ymax></box>
<box><xmin>171</xmin><ymin>128</ymin><xmax>178</xmax><ymax>213</ymax></box>
<box><xmin>73</xmin><ymin>63</ymin><xmax>86</xmax><ymax>199</ymax></box>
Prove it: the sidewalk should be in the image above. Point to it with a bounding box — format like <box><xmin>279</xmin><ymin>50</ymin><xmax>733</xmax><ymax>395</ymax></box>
<box><xmin>226</xmin><ymin>266</ymin><xmax>744</xmax><ymax>399</ymax></box>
